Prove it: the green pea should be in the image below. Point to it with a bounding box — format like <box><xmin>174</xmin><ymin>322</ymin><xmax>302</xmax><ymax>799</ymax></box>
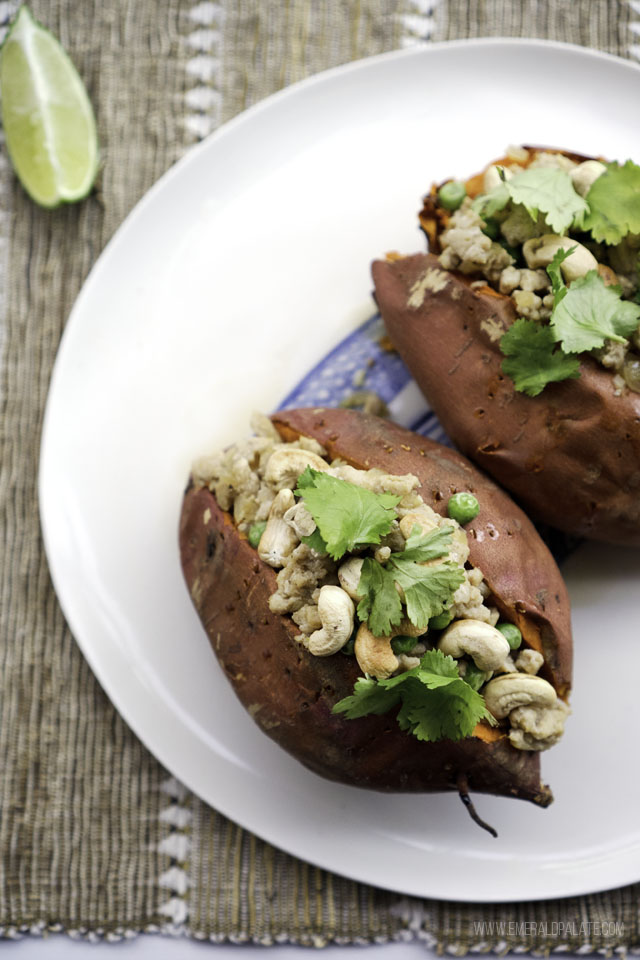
<box><xmin>481</xmin><ymin>217</ymin><xmax>500</xmax><ymax>240</ymax></box>
<box><xmin>496</xmin><ymin>622</ymin><xmax>522</xmax><ymax>650</ymax></box>
<box><xmin>247</xmin><ymin>521</ymin><xmax>267</xmax><ymax>549</ymax></box>
<box><xmin>428</xmin><ymin>611</ymin><xmax>453</xmax><ymax>631</ymax></box>
<box><xmin>447</xmin><ymin>492</ymin><xmax>480</xmax><ymax>525</ymax></box>
<box><xmin>461</xmin><ymin>661</ymin><xmax>487</xmax><ymax>692</ymax></box>
<box><xmin>437</xmin><ymin>180</ymin><xmax>466</xmax><ymax>212</ymax></box>
<box><xmin>391</xmin><ymin>635</ymin><xmax>417</xmax><ymax>655</ymax></box>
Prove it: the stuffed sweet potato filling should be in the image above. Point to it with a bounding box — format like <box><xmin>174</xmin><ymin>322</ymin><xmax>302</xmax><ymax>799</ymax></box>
<box><xmin>421</xmin><ymin>146</ymin><xmax>640</xmax><ymax>396</ymax></box>
<box><xmin>191</xmin><ymin>412</ymin><xmax>569</xmax><ymax>753</ymax></box>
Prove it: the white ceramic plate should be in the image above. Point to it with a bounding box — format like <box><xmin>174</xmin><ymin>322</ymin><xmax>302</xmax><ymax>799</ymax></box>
<box><xmin>39</xmin><ymin>40</ymin><xmax>640</xmax><ymax>902</ymax></box>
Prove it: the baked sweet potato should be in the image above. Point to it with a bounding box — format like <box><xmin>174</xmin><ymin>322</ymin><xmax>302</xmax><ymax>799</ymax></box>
<box><xmin>373</xmin><ymin>146</ymin><xmax>640</xmax><ymax>545</ymax></box>
<box><xmin>179</xmin><ymin>408</ymin><xmax>572</xmax><ymax>815</ymax></box>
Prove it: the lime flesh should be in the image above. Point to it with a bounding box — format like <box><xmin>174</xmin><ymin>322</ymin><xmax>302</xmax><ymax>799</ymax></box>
<box><xmin>0</xmin><ymin>6</ymin><xmax>99</xmax><ymax>207</ymax></box>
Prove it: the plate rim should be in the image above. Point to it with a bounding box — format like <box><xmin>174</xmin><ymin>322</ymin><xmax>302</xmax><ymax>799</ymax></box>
<box><xmin>38</xmin><ymin>37</ymin><xmax>640</xmax><ymax>904</ymax></box>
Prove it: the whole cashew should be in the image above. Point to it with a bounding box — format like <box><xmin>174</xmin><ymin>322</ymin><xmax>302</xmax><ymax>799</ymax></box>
<box><xmin>264</xmin><ymin>448</ymin><xmax>329</xmax><ymax>490</ymax></box>
<box><xmin>438</xmin><ymin>618</ymin><xmax>510</xmax><ymax>672</ymax></box>
<box><xmin>258</xmin><ymin>489</ymin><xmax>298</xmax><ymax>568</ymax></box>
<box><xmin>482</xmin><ymin>673</ymin><xmax>557</xmax><ymax>720</ymax></box>
<box><xmin>570</xmin><ymin>160</ymin><xmax>607</xmax><ymax>198</ymax></box>
<box><xmin>522</xmin><ymin>234</ymin><xmax>597</xmax><ymax>282</ymax></box>
<box><xmin>508</xmin><ymin>701</ymin><xmax>570</xmax><ymax>751</ymax></box>
<box><xmin>354</xmin><ymin>619</ymin><xmax>424</xmax><ymax>679</ymax></box>
<box><xmin>354</xmin><ymin>623</ymin><xmax>398</xmax><ymax>679</ymax></box>
<box><xmin>305</xmin><ymin>586</ymin><xmax>355</xmax><ymax>657</ymax></box>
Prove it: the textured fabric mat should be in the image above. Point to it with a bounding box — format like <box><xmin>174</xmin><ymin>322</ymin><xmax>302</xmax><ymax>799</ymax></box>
<box><xmin>0</xmin><ymin>0</ymin><xmax>638</xmax><ymax>949</ymax></box>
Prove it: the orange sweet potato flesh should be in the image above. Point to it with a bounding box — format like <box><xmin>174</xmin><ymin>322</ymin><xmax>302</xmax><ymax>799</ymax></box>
<box><xmin>372</xmin><ymin>253</ymin><xmax>640</xmax><ymax>545</ymax></box>
<box><xmin>179</xmin><ymin>408</ymin><xmax>572</xmax><ymax>807</ymax></box>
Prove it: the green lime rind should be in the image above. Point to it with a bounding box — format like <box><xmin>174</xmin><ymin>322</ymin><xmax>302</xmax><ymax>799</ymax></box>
<box><xmin>0</xmin><ymin>6</ymin><xmax>99</xmax><ymax>208</ymax></box>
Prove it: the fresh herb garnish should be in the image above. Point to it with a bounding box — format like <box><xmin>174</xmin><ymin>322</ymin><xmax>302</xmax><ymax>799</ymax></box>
<box><xmin>473</xmin><ymin>167</ymin><xmax>588</xmax><ymax>235</ymax></box>
<box><xmin>580</xmin><ymin>160</ymin><xmax>640</xmax><ymax>244</ymax></box>
<box><xmin>500</xmin><ymin>318</ymin><xmax>581</xmax><ymax>397</ymax></box>
<box><xmin>356</xmin><ymin>527</ymin><xmax>465</xmax><ymax>636</ymax></box>
<box><xmin>506</xmin><ymin>167</ymin><xmax>588</xmax><ymax>234</ymax></box>
<box><xmin>332</xmin><ymin>649</ymin><xmax>495</xmax><ymax>743</ymax></box>
<box><xmin>500</xmin><ymin>246</ymin><xmax>640</xmax><ymax>394</ymax></box>
<box><xmin>547</xmin><ymin>252</ymin><xmax>640</xmax><ymax>353</ymax></box>
<box><xmin>295</xmin><ymin>467</ymin><xmax>400</xmax><ymax>561</ymax></box>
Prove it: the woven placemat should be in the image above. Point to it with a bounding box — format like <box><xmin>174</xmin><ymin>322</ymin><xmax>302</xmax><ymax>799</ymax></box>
<box><xmin>0</xmin><ymin>0</ymin><xmax>638</xmax><ymax>949</ymax></box>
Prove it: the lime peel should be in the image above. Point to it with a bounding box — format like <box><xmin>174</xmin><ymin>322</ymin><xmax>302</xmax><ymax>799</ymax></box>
<box><xmin>0</xmin><ymin>6</ymin><xmax>99</xmax><ymax>208</ymax></box>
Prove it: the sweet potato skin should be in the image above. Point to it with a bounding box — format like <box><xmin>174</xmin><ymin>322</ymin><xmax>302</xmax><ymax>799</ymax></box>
<box><xmin>179</xmin><ymin>409</ymin><xmax>572</xmax><ymax>805</ymax></box>
<box><xmin>372</xmin><ymin>253</ymin><xmax>640</xmax><ymax>546</ymax></box>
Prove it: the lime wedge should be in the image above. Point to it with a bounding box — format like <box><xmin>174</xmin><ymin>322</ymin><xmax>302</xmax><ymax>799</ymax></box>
<box><xmin>0</xmin><ymin>6</ymin><xmax>99</xmax><ymax>208</ymax></box>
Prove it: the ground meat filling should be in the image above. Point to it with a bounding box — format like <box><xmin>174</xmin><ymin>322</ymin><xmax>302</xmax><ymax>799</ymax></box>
<box><xmin>194</xmin><ymin>415</ymin><xmax>568</xmax><ymax>752</ymax></box>
<box><xmin>436</xmin><ymin>149</ymin><xmax>640</xmax><ymax>392</ymax></box>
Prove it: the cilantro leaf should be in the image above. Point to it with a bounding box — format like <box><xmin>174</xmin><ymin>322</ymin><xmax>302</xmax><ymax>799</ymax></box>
<box><xmin>500</xmin><ymin>318</ymin><xmax>581</xmax><ymax>397</ymax></box>
<box><xmin>400</xmin><ymin>525</ymin><xmax>453</xmax><ymax>562</ymax></box>
<box><xmin>404</xmin><ymin>681</ymin><xmax>490</xmax><ymax>741</ymax></box>
<box><xmin>390</xmin><ymin>559</ymin><xmax>464</xmax><ymax>631</ymax></box>
<box><xmin>550</xmin><ymin>270</ymin><xmax>640</xmax><ymax>352</ymax></box>
<box><xmin>473</xmin><ymin>168</ymin><xmax>588</xmax><ymax>235</ymax></box>
<box><xmin>356</xmin><ymin>557</ymin><xmax>403</xmax><ymax>637</ymax></box>
<box><xmin>581</xmin><ymin>160</ymin><xmax>640</xmax><ymax>244</ymax></box>
<box><xmin>295</xmin><ymin>468</ymin><xmax>400</xmax><ymax>561</ymax></box>
<box><xmin>356</xmin><ymin>527</ymin><xmax>463</xmax><ymax>636</ymax></box>
<box><xmin>505</xmin><ymin>167</ymin><xmax>588</xmax><ymax>234</ymax></box>
<box><xmin>331</xmin><ymin>676</ymin><xmax>400</xmax><ymax>719</ymax></box>
<box><xmin>332</xmin><ymin>649</ymin><xmax>494</xmax><ymax>743</ymax></box>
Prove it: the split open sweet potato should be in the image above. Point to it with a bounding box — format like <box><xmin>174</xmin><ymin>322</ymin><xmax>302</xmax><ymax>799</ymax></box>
<box><xmin>179</xmin><ymin>408</ymin><xmax>572</xmax><ymax>811</ymax></box>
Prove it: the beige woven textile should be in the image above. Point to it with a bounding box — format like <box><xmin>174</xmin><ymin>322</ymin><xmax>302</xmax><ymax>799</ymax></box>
<box><xmin>0</xmin><ymin>0</ymin><xmax>638</xmax><ymax>949</ymax></box>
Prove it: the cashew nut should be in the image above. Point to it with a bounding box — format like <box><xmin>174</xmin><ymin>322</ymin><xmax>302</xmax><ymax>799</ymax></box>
<box><xmin>305</xmin><ymin>585</ymin><xmax>355</xmax><ymax>657</ymax></box>
<box><xmin>264</xmin><ymin>448</ymin><xmax>329</xmax><ymax>490</ymax></box>
<box><xmin>258</xmin><ymin>489</ymin><xmax>298</xmax><ymax>567</ymax></box>
<box><xmin>354</xmin><ymin>619</ymin><xmax>424</xmax><ymax>679</ymax></box>
<box><xmin>438</xmin><ymin>618</ymin><xmax>510</xmax><ymax>671</ymax></box>
<box><xmin>522</xmin><ymin>234</ymin><xmax>597</xmax><ymax>282</ymax></box>
<box><xmin>482</xmin><ymin>673</ymin><xmax>557</xmax><ymax>720</ymax></box>
<box><xmin>283</xmin><ymin>501</ymin><xmax>316</xmax><ymax>539</ymax></box>
<box><xmin>508</xmin><ymin>701</ymin><xmax>570</xmax><ymax>751</ymax></box>
<box><xmin>570</xmin><ymin>159</ymin><xmax>607</xmax><ymax>198</ymax></box>
<box><xmin>483</xmin><ymin>164</ymin><xmax>513</xmax><ymax>193</ymax></box>
<box><xmin>337</xmin><ymin>557</ymin><xmax>364</xmax><ymax>600</ymax></box>
<box><xmin>354</xmin><ymin>623</ymin><xmax>398</xmax><ymax>679</ymax></box>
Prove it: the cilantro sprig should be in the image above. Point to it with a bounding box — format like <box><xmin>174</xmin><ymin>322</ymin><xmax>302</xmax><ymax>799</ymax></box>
<box><xmin>332</xmin><ymin>648</ymin><xmax>495</xmax><ymax>743</ymax></box>
<box><xmin>357</xmin><ymin>526</ymin><xmax>465</xmax><ymax>636</ymax></box>
<box><xmin>580</xmin><ymin>160</ymin><xmax>640</xmax><ymax>244</ymax></box>
<box><xmin>473</xmin><ymin>167</ymin><xmax>588</xmax><ymax>235</ymax></box>
<box><xmin>500</xmin><ymin>247</ymin><xmax>640</xmax><ymax>395</ymax></box>
<box><xmin>500</xmin><ymin>318</ymin><xmax>581</xmax><ymax>397</ymax></box>
<box><xmin>295</xmin><ymin>468</ymin><xmax>399</xmax><ymax>561</ymax></box>
<box><xmin>547</xmin><ymin>248</ymin><xmax>640</xmax><ymax>352</ymax></box>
